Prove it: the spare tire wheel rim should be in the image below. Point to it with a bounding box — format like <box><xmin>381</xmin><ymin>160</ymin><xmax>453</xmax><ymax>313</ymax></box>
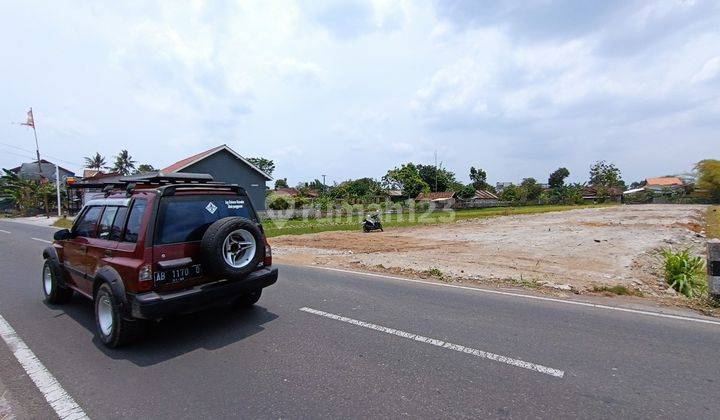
<box><xmin>223</xmin><ymin>229</ymin><xmax>257</xmax><ymax>269</ymax></box>
<box><xmin>97</xmin><ymin>294</ymin><xmax>114</xmax><ymax>336</ymax></box>
<box><xmin>43</xmin><ymin>264</ymin><xmax>52</xmax><ymax>295</ymax></box>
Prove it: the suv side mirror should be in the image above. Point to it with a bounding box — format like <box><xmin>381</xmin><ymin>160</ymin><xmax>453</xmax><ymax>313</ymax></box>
<box><xmin>54</xmin><ymin>229</ymin><xmax>72</xmax><ymax>241</ymax></box>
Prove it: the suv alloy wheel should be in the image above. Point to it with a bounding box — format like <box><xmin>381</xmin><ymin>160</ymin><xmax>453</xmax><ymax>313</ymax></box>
<box><xmin>94</xmin><ymin>283</ymin><xmax>147</xmax><ymax>348</ymax></box>
<box><xmin>42</xmin><ymin>260</ymin><xmax>73</xmax><ymax>304</ymax></box>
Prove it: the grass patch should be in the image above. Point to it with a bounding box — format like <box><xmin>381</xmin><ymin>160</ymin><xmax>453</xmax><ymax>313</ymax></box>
<box><xmin>515</xmin><ymin>276</ymin><xmax>541</xmax><ymax>289</ymax></box>
<box><xmin>660</xmin><ymin>248</ymin><xmax>706</xmax><ymax>298</ymax></box>
<box><xmin>707</xmin><ymin>206</ymin><xmax>720</xmax><ymax>239</ymax></box>
<box><xmin>263</xmin><ymin>204</ymin><xmax>614</xmax><ymax>237</ymax></box>
<box><xmin>592</xmin><ymin>284</ymin><xmax>643</xmax><ymax>297</ymax></box>
<box><xmin>52</xmin><ymin>218</ymin><xmax>74</xmax><ymax>229</ymax></box>
<box><xmin>420</xmin><ymin>267</ymin><xmax>452</xmax><ymax>282</ymax></box>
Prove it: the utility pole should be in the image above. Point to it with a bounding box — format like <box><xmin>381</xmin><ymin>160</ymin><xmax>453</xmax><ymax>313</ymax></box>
<box><xmin>322</xmin><ymin>174</ymin><xmax>327</xmax><ymax>194</ymax></box>
<box><xmin>55</xmin><ymin>164</ymin><xmax>61</xmax><ymax>217</ymax></box>
<box><xmin>434</xmin><ymin>150</ymin><xmax>438</xmax><ymax>192</ymax></box>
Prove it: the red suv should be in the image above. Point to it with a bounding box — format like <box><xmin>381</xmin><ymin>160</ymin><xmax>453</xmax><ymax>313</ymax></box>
<box><xmin>42</xmin><ymin>173</ymin><xmax>278</xmax><ymax>348</ymax></box>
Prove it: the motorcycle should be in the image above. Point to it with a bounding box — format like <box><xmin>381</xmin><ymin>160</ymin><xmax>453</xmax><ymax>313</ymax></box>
<box><xmin>362</xmin><ymin>214</ymin><xmax>384</xmax><ymax>233</ymax></box>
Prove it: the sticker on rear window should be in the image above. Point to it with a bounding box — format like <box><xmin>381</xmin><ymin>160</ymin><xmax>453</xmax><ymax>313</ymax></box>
<box><xmin>225</xmin><ymin>200</ymin><xmax>244</xmax><ymax>209</ymax></box>
<box><xmin>205</xmin><ymin>202</ymin><xmax>218</xmax><ymax>214</ymax></box>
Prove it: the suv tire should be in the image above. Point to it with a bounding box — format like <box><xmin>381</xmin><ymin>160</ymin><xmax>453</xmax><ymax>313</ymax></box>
<box><xmin>231</xmin><ymin>290</ymin><xmax>262</xmax><ymax>308</ymax></box>
<box><xmin>200</xmin><ymin>217</ymin><xmax>265</xmax><ymax>280</ymax></box>
<box><xmin>94</xmin><ymin>283</ymin><xmax>146</xmax><ymax>348</ymax></box>
<box><xmin>42</xmin><ymin>260</ymin><xmax>73</xmax><ymax>304</ymax></box>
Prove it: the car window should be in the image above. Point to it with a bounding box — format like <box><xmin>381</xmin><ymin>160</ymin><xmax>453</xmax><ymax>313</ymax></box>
<box><xmin>124</xmin><ymin>199</ymin><xmax>148</xmax><ymax>243</ymax></box>
<box><xmin>74</xmin><ymin>206</ymin><xmax>103</xmax><ymax>238</ymax></box>
<box><xmin>97</xmin><ymin>206</ymin><xmax>119</xmax><ymax>240</ymax></box>
<box><xmin>155</xmin><ymin>195</ymin><xmax>254</xmax><ymax>245</ymax></box>
<box><xmin>109</xmin><ymin>206</ymin><xmax>128</xmax><ymax>241</ymax></box>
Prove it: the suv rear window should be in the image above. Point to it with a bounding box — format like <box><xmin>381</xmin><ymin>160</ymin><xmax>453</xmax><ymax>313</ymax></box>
<box><xmin>155</xmin><ymin>195</ymin><xmax>256</xmax><ymax>245</ymax></box>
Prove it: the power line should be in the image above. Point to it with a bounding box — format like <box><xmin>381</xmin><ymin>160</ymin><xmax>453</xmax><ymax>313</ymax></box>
<box><xmin>1</xmin><ymin>148</ymin><xmax>37</xmax><ymax>162</ymax></box>
<box><xmin>0</xmin><ymin>141</ymin><xmax>84</xmax><ymax>168</ymax></box>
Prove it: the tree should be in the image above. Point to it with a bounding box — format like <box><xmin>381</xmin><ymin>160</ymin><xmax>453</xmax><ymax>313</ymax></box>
<box><xmin>499</xmin><ymin>184</ymin><xmax>520</xmax><ymax>203</ymax></box>
<box><xmin>1</xmin><ymin>169</ymin><xmax>35</xmax><ymax>215</ymax></box>
<box><xmin>589</xmin><ymin>160</ymin><xmax>625</xmax><ymax>189</ymax></box>
<box><xmin>84</xmin><ymin>152</ymin><xmax>107</xmax><ymax>170</ymax></box>
<box><xmin>383</xmin><ymin>163</ymin><xmax>429</xmax><ymax>198</ymax></box>
<box><xmin>346</xmin><ymin>178</ymin><xmax>382</xmax><ymax>198</ymax></box>
<box><xmin>520</xmin><ymin>178</ymin><xmax>543</xmax><ymax>203</ymax></box>
<box><xmin>111</xmin><ymin>150</ymin><xmax>136</xmax><ymax>176</ymax></box>
<box><xmin>548</xmin><ymin>167</ymin><xmax>570</xmax><ymax>189</ymax></box>
<box><xmin>457</xmin><ymin>184</ymin><xmax>477</xmax><ymax>199</ymax></box>
<box><xmin>547</xmin><ymin>183</ymin><xmax>585</xmax><ymax>205</ymax></box>
<box><xmin>696</xmin><ymin>159</ymin><xmax>720</xmax><ymax>198</ymax></box>
<box><xmin>267</xmin><ymin>194</ymin><xmax>290</xmax><ymax>210</ymax></box>
<box><xmin>274</xmin><ymin>178</ymin><xmax>289</xmax><ymax>189</ymax></box>
<box><xmin>469</xmin><ymin>166</ymin><xmax>489</xmax><ymax>190</ymax></box>
<box><xmin>135</xmin><ymin>164</ymin><xmax>155</xmax><ymax>174</ymax></box>
<box><xmin>246</xmin><ymin>157</ymin><xmax>275</xmax><ymax>177</ymax></box>
<box><xmin>416</xmin><ymin>164</ymin><xmax>457</xmax><ymax>192</ymax></box>
<box><xmin>36</xmin><ymin>180</ymin><xmax>56</xmax><ymax>218</ymax></box>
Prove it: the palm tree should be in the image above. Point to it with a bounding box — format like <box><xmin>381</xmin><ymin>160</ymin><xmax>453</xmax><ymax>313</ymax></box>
<box><xmin>84</xmin><ymin>152</ymin><xmax>107</xmax><ymax>170</ymax></box>
<box><xmin>111</xmin><ymin>150</ymin><xmax>137</xmax><ymax>176</ymax></box>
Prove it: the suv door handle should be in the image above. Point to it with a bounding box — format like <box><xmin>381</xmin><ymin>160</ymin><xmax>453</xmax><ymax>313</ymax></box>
<box><xmin>79</xmin><ymin>245</ymin><xmax>87</xmax><ymax>252</ymax></box>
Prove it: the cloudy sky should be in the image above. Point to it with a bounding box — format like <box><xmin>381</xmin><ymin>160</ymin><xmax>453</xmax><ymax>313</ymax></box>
<box><xmin>1</xmin><ymin>0</ymin><xmax>718</xmax><ymax>186</ymax></box>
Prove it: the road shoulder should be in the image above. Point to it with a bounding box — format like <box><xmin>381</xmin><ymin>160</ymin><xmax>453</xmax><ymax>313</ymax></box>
<box><xmin>0</xmin><ymin>333</ymin><xmax>55</xmax><ymax>419</ymax></box>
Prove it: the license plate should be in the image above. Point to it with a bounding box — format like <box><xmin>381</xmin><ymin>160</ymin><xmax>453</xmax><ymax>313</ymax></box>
<box><xmin>154</xmin><ymin>264</ymin><xmax>202</xmax><ymax>284</ymax></box>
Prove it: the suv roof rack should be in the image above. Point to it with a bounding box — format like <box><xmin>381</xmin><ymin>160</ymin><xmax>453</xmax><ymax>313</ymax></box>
<box><xmin>120</xmin><ymin>171</ymin><xmax>215</xmax><ymax>184</ymax></box>
<box><xmin>158</xmin><ymin>183</ymin><xmax>247</xmax><ymax>197</ymax></box>
<box><xmin>91</xmin><ymin>172</ymin><xmax>244</xmax><ymax>197</ymax></box>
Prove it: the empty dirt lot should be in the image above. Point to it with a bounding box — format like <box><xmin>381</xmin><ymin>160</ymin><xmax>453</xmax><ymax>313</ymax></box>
<box><xmin>271</xmin><ymin>205</ymin><xmax>708</xmax><ymax>296</ymax></box>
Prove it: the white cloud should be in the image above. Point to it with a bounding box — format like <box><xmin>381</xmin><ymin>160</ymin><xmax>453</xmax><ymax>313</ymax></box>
<box><xmin>693</xmin><ymin>56</ymin><xmax>720</xmax><ymax>83</ymax></box>
<box><xmin>0</xmin><ymin>0</ymin><xmax>718</xmax><ymax>187</ymax></box>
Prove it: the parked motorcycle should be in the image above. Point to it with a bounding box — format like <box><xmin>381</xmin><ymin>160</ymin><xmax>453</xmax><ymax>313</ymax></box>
<box><xmin>362</xmin><ymin>213</ymin><xmax>384</xmax><ymax>233</ymax></box>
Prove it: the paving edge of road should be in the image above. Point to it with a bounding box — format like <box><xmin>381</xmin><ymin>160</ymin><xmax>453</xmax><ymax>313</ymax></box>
<box><xmin>0</xmin><ymin>315</ymin><xmax>89</xmax><ymax>420</ymax></box>
<box><xmin>305</xmin><ymin>265</ymin><xmax>720</xmax><ymax>327</ymax></box>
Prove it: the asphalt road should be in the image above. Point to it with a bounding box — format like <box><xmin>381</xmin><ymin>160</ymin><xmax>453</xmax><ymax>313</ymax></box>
<box><xmin>1</xmin><ymin>219</ymin><xmax>719</xmax><ymax>419</ymax></box>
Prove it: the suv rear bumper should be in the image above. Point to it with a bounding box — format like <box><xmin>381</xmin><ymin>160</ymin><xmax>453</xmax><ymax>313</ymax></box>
<box><xmin>128</xmin><ymin>267</ymin><xmax>278</xmax><ymax>319</ymax></box>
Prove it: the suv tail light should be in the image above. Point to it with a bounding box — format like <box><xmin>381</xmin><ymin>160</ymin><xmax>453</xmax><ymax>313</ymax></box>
<box><xmin>264</xmin><ymin>240</ymin><xmax>272</xmax><ymax>267</ymax></box>
<box><xmin>138</xmin><ymin>263</ymin><xmax>153</xmax><ymax>291</ymax></box>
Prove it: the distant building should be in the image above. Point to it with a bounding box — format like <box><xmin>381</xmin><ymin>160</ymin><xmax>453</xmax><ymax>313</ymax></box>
<box><xmin>273</xmin><ymin>187</ymin><xmax>300</xmax><ymax>197</ymax></box>
<box><xmin>496</xmin><ymin>182</ymin><xmax>514</xmax><ymax>192</ymax></box>
<box><xmin>67</xmin><ymin>171</ymin><xmax>124</xmax><ymax>212</ymax></box>
<box><xmin>582</xmin><ymin>186</ymin><xmax>624</xmax><ymax>202</ymax></box>
<box><xmin>9</xmin><ymin>159</ymin><xmax>75</xmax><ymax>182</ymax></box>
<box><xmin>162</xmin><ymin>144</ymin><xmax>272</xmax><ymax>210</ymax></box>
<box><xmin>644</xmin><ymin>177</ymin><xmax>684</xmax><ymax>193</ymax></box>
<box><xmin>416</xmin><ymin>191</ymin><xmax>457</xmax><ymax>209</ymax></box>
<box><xmin>384</xmin><ymin>189</ymin><xmax>407</xmax><ymax>202</ymax></box>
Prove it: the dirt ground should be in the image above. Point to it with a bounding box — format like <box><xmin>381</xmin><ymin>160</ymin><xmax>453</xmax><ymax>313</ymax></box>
<box><xmin>270</xmin><ymin>205</ymin><xmax>710</xmax><ymax>298</ymax></box>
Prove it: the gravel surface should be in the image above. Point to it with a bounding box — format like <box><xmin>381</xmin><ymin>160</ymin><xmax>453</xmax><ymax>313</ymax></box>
<box><xmin>271</xmin><ymin>205</ymin><xmax>708</xmax><ymax>294</ymax></box>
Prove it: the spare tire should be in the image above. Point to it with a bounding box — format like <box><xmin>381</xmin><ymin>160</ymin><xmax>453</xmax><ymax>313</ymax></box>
<box><xmin>200</xmin><ymin>217</ymin><xmax>265</xmax><ymax>280</ymax></box>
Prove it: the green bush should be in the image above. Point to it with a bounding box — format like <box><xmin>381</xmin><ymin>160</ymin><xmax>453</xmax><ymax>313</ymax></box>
<box><xmin>267</xmin><ymin>194</ymin><xmax>291</xmax><ymax>210</ymax></box>
<box><xmin>660</xmin><ymin>249</ymin><xmax>707</xmax><ymax>298</ymax></box>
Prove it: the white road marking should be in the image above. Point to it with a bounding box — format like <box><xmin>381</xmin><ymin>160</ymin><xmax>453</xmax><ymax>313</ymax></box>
<box><xmin>299</xmin><ymin>307</ymin><xmax>565</xmax><ymax>379</ymax></box>
<box><xmin>31</xmin><ymin>238</ymin><xmax>52</xmax><ymax>244</ymax></box>
<box><xmin>0</xmin><ymin>314</ymin><xmax>89</xmax><ymax>420</ymax></box>
<box><xmin>0</xmin><ymin>229</ymin><xmax>10</xmax><ymax>234</ymax></box>
<box><xmin>308</xmin><ymin>266</ymin><xmax>720</xmax><ymax>327</ymax></box>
